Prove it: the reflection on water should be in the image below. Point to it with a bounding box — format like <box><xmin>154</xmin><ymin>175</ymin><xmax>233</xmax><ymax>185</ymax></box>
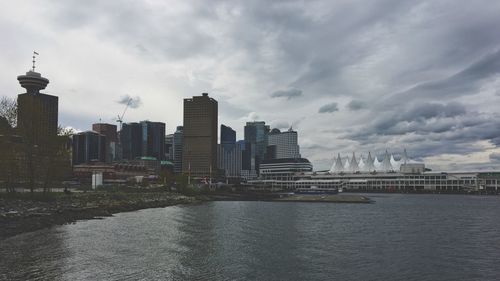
<box><xmin>1</xmin><ymin>194</ymin><xmax>500</xmax><ymax>281</ymax></box>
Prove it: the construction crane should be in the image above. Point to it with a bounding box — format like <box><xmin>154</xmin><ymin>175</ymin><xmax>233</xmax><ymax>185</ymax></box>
<box><xmin>116</xmin><ymin>98</ymin><xmax>132</xmax><ymax>131</ymax></box>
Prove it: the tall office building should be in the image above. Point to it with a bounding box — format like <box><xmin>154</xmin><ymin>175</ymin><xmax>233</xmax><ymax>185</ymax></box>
<box><xmin>244</xmin><ymin>121</ymin><xmax>270</xmax><ymax>174</ymax></box>
<box><xmin>268</xmin><ymin>127</ymin><xmax>301</xmax><ymax>159</ymax></box>
<box><xmin>72</xmin><ymin>131</ymin><xmax>106</xmax><ymax>165</ymax></box>
<box><xmin>238</xmin><ymin>140</ymin><xmax>257</xmax><ymax>180</ymax></box>
<box><xmin>218</xmin><ymin>125</ymin><xmax>240</xmax><ymax>180</ymax></box>
<box><xmin>140</xmin><ymin>121</ymin><xmax>165</xmax><ymax>160</ymax></box>
<box><xmin>92</xmin><ymin>123</ymin><xmax>118</xmax><ymax>162</ymax></box>
<box><xmin>182</xmin><ymin>93</ymin><xmax>218</xmax><ymax>177</ymax></box>
<box><xmin>120</xmin><ymin>122</ymin><xmax>142</xmax><ymax>160</ymax></box>
<box><xmin>17</xmin><ymin>70</ymin><xmax>58</xmax><ymax>144</ymax></box>
<box><xmin>165</xmin><ymin>134</ymin><xmax>174</xmax><ymax>160</ymax></box>
<box><xmin>173</xmin><ymin>126</ymin><xmax>183</xmax><ymax>173</ymax></box>
<box><xmin>120</xmin><ymin>121</ymin><xmax>165</xmax><ymax>160</ymax></box>
<box><xmin>221</xmin><ymin>124</ymin><xmax>236</xmax><ymax>148</ymax></box>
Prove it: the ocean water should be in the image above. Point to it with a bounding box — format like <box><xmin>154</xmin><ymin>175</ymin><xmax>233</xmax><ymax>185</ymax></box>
<box><xmin>1</xmin><ymin>194</ymin><xmax>500</xmax><ymax>281</ymax></box>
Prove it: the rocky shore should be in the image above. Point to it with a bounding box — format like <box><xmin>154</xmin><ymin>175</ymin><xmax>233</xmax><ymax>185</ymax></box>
<box><xmin>0</xmin><ymin>192</ymin><xmax>199</xmax><ymax>240</ymax></box>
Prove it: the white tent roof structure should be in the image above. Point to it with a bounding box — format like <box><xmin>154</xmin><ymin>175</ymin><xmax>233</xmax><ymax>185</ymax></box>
<box><xmin>329</xmin><ymin>149</ymin><xmax>417</xmax><ymax>174</ymax></box>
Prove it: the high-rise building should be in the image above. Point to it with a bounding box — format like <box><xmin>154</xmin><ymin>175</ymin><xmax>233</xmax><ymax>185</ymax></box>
<box><xmin>16</xmin><ymin>70</ymin><xmax>58</xmax><ymax>145</ymax></box>
<box><xmin>218</xmin><ymin>144</ymin><xmax>242</xmax><ymax>180</ymax></box>
<box><xmin>120</xmin><ymin>121</ymin><xmax>165</xmax><ymax>160</ymax></box>
<box><xmin>268</xmin><ymin>127</ymin><xmax>301</xmax><ymax>159</ymax></box>
<box><xmin>165</xmin><ymin>134</ymin><xmax>174</xmax><ymax>160</ymax></box>
<box><xmin>92</xmin><ymin>123</ymin><xmax>118</xmax><ymax>162</ymax></box>
<box><xmin>218</xmin><ymin>125</ymin><xmax>240</xmax><ymax>180</ymax></box>
<box><xmin>140</xmin><ymin>121</ymin><xmax>165</xmax><ymax>160</ymax></box>
<box><xmin>244</xmin><ymin>121</ymin><xmax>269</xmax><ymax>174</ymax></box>
<box><xmin>120</xmin><ymin>122</ymin><xmax>142</xmax><ymax>160</ymax></box>
<box><xmin>182</xmin><ymin>93</ymin><xmax>218</xmax><ymax>177</ymax></box>
<box><xmin>238</xmin><ymin>140</ymin><xmax>257</xmax><ymax>180</ymax></box>
<box><xmin>173</xmin><ymin>126</ymin><xmax>183</xmax><ymax>173</ymax></box>
<box><xmin>72</xmin><ymin>131</ymin><xmax>106</xmax><ymax>165</ymax></box>
<box><xmin>221</xmin><ymin>124</ymin><xmax>236</xmax><ymax>148</ymax></box>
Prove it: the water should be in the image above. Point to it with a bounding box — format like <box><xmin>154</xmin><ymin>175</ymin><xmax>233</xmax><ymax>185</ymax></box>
<box><xmin>1</xmin><ymin>194</ymin><xmax>500</xmax><ymax>281</ymax></box>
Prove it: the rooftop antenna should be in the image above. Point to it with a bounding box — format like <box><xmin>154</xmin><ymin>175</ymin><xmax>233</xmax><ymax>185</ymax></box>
<box><xmin>32</xmin><ymin>51</ymin><xmax>39</xmax><ymax>72</ymax></box>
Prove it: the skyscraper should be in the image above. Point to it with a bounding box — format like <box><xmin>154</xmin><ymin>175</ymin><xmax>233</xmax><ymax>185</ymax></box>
<box><xmin>182</xmin><ymin>93</ymin><xmax>218</xmax><ymax>177</ymax></box>
<box><xmin>173</xmin><ymin>126</ymin><xmax>183</xmax><ymax>173</ymax></box>
<box><xmin>120</xmin><ymin>122</ymin><xmax>142</xmax><ymax>160</ymax></box>
<box><xmin>16</xmin><ymin>70</ymin><xmax>58</xmax><ymax>145</ymax></box>
<box><xmin>165</xmin><ymin>134</ymin><xmax>174</xmax><ymax>160</ymax></box>
<box><xmin>268</xmin><ymin>127</ymin><xmax>301</xmax><ymax>159</ymax></box>
<box><xmin>244</xmin><ymin>121</ymin><xmax>269</xmax><ymax>174</ymax></box>
<box><xmin>92</xmin><ymin>123</ymin><xmax>118</xmax><ymax>162</ymax></box>
<box><xmin>120</xmin><ymin>121</ymin><xmax>165</xmax><ymax>160</ymax></box>
<box><xmin>218</xmin><ymin>125</ymin><xmax>241</xmax><ymax>180</ymax></box>
<box><xmin>221</xmin><ymin>124</ymin><xmax>236</xmax><ymax>148</ymax></box>
<box><xmin>72</xmin><ymin>131</ymin><xmax>106</xmax><ymax>165</ymax></box>
<box><xmin>140</xmin><ymin>121</ymin><xmax>165</xmax><ymax>160</ymax></box>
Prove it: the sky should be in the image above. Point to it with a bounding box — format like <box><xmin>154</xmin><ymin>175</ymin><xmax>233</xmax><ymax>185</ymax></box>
<box><xmin>1</xmin><ymin>0</ymin><xmax>500</xmax><ymax>171</ymax></box>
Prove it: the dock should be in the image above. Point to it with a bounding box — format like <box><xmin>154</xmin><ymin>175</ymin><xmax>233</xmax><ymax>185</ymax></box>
<box><xmin>274</xmin><ymin>194</ymin><xmax>372</xmax><ymax>203</ymax></box>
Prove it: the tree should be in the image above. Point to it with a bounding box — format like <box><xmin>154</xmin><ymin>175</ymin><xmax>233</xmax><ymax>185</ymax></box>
<box><xmin>0</xmin><ymin>96</ymin><xmax>17</xmax><ymax>128</ymax></box>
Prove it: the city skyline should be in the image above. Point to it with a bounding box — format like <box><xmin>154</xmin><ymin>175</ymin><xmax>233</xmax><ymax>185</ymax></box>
<box><xmin>2</xmin><ymin>1</ymin><xmax>500</xmax><ymax>171</ymax></box>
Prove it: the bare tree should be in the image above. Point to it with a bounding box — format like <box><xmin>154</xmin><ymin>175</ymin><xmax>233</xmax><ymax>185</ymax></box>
<box><xmin>0</xmin><ymin>96</ymin><xmax>17</xmax><ymax>128</ymax></box>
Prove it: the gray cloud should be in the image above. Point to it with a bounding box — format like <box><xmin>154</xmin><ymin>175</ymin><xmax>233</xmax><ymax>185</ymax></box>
<box><xmin>3</xmin><ymin>0</ymin><xmax>500</xmax><ymax>170</ymax></box>
<box><xmin>271</xmin><ymin>120</ymin><xmax>290</xmax><ymax>130</ymax></box>
<box><xmin>271</xmin><ymin>88</ymin><xmax>302</xmax><ymax>100</ymax></box>
<box><xmin>117</xmin><ymin>94</ymin><xmax>142</xmax><ymax>109</ymax></box>
<box><xmin>347</xmin><ymin>100</ymin><xmax>366</xmax><ymax>111</ymax></box>
<box><xmin>489</xmin><ymin>153</ymin><xmax>500</xmax><ymax>162</ymax></box>
<box><xmin>318</xmin><ymin>102</ymin><xmax>338</xmax><ymax>113</ymax></box>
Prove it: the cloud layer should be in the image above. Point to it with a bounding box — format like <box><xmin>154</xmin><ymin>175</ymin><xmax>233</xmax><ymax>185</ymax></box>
<box><xmin>2</xmin><ymin>0</ymin><xmax>500</xmax><ymax>170</ymax></box>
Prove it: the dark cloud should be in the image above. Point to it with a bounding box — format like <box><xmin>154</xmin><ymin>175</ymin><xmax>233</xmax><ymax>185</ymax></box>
<box><xmin>117</xmin><ymin>94</ymin><xmax>142</xmax><ymax>109</ymax></box>
<box><xmin>271</xmin><ymin>121</ymin><xmax>290</xmax><ymax>130</ymax></box>
<box><xmin>489</xmin><ymin>153</ymin><xmax>500</xmax><ymax>162</ymax></box>
<box><xmin>318</xmin><ymin>102</ymin><xmax>338</xmax><ymax>113</ymax></box>
<box><xmin>271</xmin><ymin>89</ymin><xmax>302</xmax><ymax>100</ymax></box>
<box><xmin>347</xmin><ymin>100</ymin><xmax>366</xmax><ymax>111</ymax></box>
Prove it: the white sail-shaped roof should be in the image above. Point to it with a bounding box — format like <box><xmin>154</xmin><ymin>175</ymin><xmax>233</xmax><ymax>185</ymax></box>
<box><xmin>329</xmin><ymin>150</ymin><xmax>420</xmax><ymax>174</ymax></box>
<box><xmin>343</xmin><ymin>157</ymin><xmax>350</xmax><ymax>171</ymax></box>
<box><xmin>401</xmin><ymin>148</ymin><xmax>409</xmax><ymax>165</ymax></box>
<box><xmin>390</xmin><ymin>154</ymin><xmax>401</xmax><ymax>171</ymax></box>
<box><xmin>381</xmin><ymin>150</ymin><xmax>393</xmax><ymax>171</ymax></box>
<box><xmin>374</xmin><ymin>155</ymin><xmax>382</xmax><ymax>170</ymax></box>
<box><xmin>332</xmin><ymin>153</ymin><xmax>345</xmax><ymax>173</ymax></box>
<box><xmin>358</xmin><ymin>155</ymin><xmax>366</xmax><ymax>172</ymax></box>
<box><xmin>348</xmin><ymin>152</ymin><xmax>359</xmax><ymax>172</ymax></box>
<box><xmin>364</xmin><ymin>152</ymin><xmax>376</xmax><ymax>172</ymax></box>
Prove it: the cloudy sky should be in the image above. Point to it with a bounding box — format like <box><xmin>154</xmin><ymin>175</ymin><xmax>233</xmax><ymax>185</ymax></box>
<box><xmin>2</xmin><ymin>0</ymin><xmax>500</xmax><ymax>171</ymax></box>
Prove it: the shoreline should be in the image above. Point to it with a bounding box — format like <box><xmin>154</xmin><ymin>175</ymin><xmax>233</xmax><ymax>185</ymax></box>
<box><xmin>0</xmin><ymin>192</ymin><xmax>200</xmax><ymax>240</ymax></box>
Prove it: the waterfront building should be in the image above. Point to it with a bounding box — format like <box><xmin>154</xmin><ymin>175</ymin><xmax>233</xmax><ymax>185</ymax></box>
<box><xmin>120</xmin><ymin>121</ymin><xmax>165</xmax><ymax>161</ymax></box>
<box><xmin>244</xmin><ymin>121</ymin><xmax>270</xmax><ymax>173</ymax></box>
<box><xmin>120</xmin><ymin>122</ymin><xmax>142</xmax><ymax>160</ymax></box>
<box><xmin>140</xmin><ymin>121</ymin><xmax>165</xmax><ymax>160</ymax></box>
<box><xmin>165</xmin><ymin>134</ymin><xmax>174</xmax><ymax>160</ymax></box>
<box><xmin>217</xmin><ymin>144</ymin><xmax>242</xmax><ymax>180</ymax></box>
<box><xmin>16</xmin><ymin>69</ymin><xmax>58</xmax><ymax>145</ymax></box>
<box><xmin>221</xmin><ymin>124</ymin><xmax>236</xmax><ymax>149</ymax></box>
<box><xmin>182</xmin><ymin>93</ymin><xmax>218</xmax><ymax>177</ymax></box>
<box><xmin>238</xmin><ymin>140</ymin><xmax>257</xmax><ymax>180</ymax></box>
<box><xmin>92</xmin><ymin>123</ymin><xmax>118</xmax><ymax>162</ymax></box>
<box><xmin>173</xmin><ymin>126</ymin><xmax>183</xmax><ymax>173</ymax></box>
<box><xmin>267</xmin><ymin>127</ymin><xmax>301</xmax><ymax>159</ymax></box>
<box><xmin>218</xmin><ymin>125</ymin><xmax>241</xmax><ymax>180</ymax></box>
<box><xmin>259</xmin><ymin>158</ymin><xmax>313</xmax><ymax>180</ymax></box>
<box><xmin>72</xmin><ymin>131</ymin><xmax>106</xmax><ymax>165</ymax></box>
